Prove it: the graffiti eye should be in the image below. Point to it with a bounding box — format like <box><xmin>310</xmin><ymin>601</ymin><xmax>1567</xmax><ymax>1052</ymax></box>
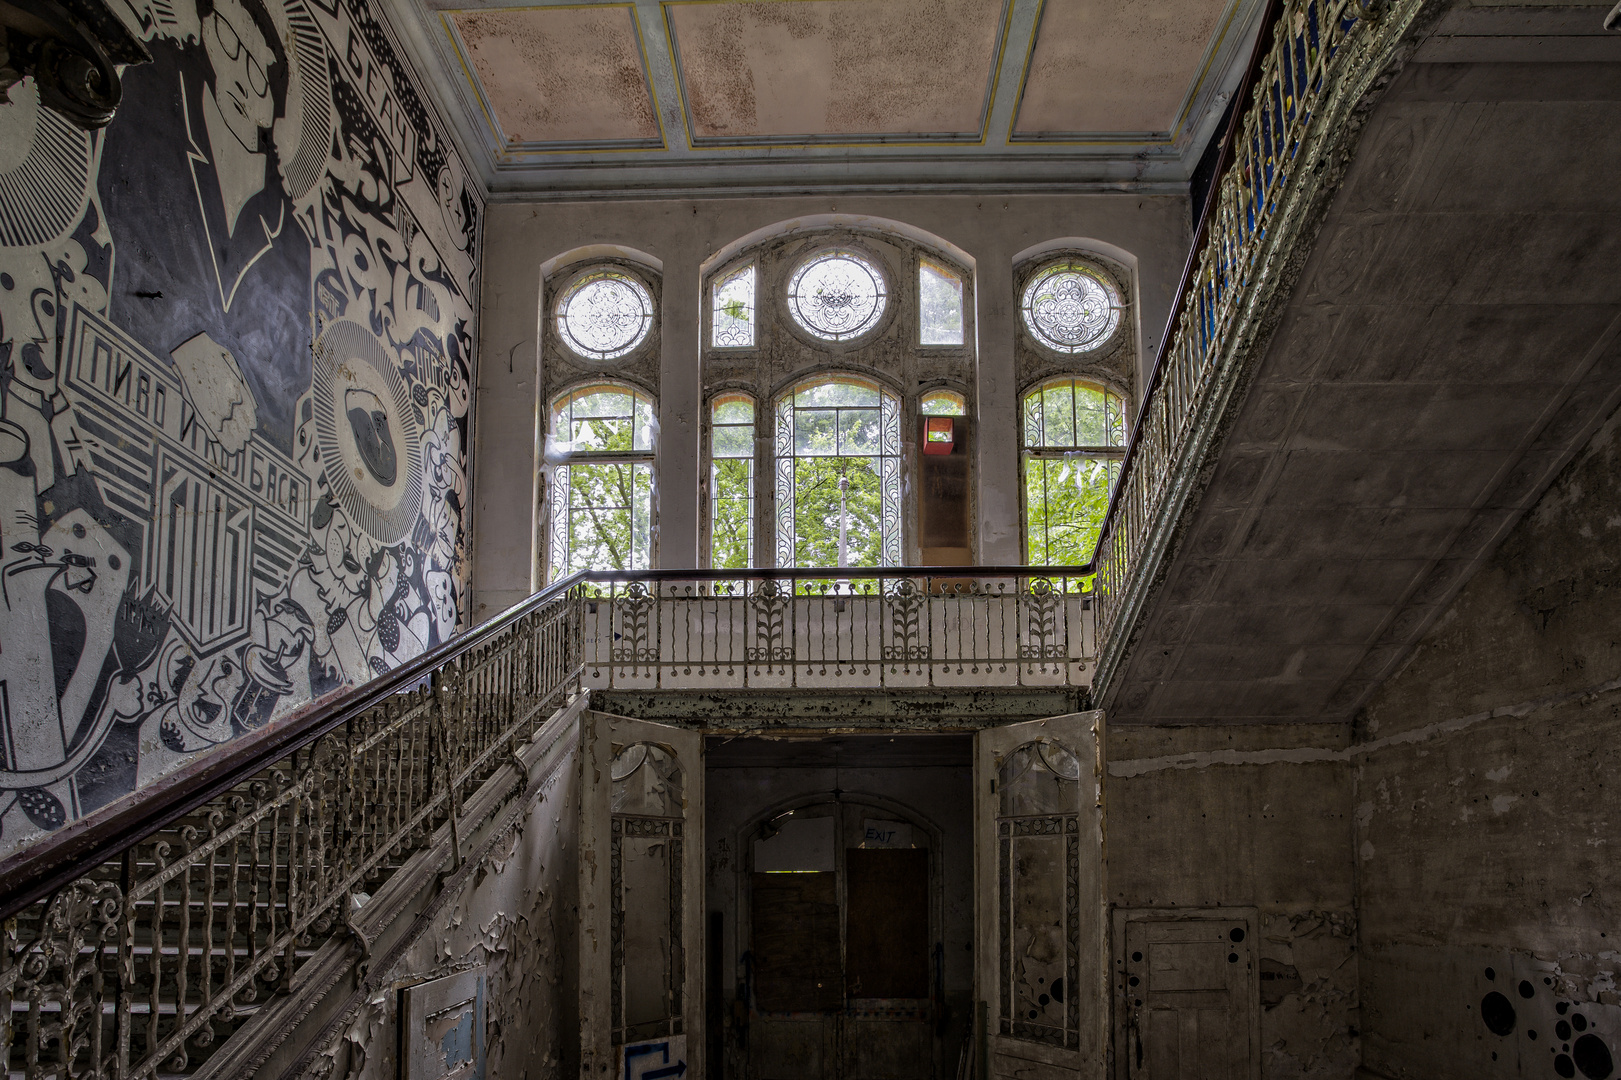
<box><xmin>219</xmin><ymin>662</ymin><xmax>234</xmax><ymax>676</ymax></box>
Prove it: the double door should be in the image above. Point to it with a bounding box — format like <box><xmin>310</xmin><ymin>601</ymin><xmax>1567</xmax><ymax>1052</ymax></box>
<box><xmin>746</xmin><ymin>801</ymin><xmax>937</xmax><ymax>1080</ymax></box>
<box><xmin>579</xmin><ymin>710</ymin><xmax>1108</xmax><ymax>1080</ymax></box>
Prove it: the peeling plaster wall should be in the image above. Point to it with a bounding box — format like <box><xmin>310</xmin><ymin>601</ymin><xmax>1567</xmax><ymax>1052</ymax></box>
<box><xmin>1354</xmin><ymin>404</ymin><xmax>1621</xmax><ymax>1080</ymax></box>
<box><xmin>321</xmin><ymin>734</ymin><xmax>583</xmax><ymax>1080</ymax></box>
<box><xmin>1107</xmin><ymin>724</ymin><xmax>1360</xmax><ymax>1080</ymax></box>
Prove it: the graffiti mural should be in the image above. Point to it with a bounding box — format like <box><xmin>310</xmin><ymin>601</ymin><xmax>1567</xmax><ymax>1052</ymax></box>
<box><xmin>0</xmin><ymin>0</ymin><xmax>481</xmax><ymax>856</ymax></box>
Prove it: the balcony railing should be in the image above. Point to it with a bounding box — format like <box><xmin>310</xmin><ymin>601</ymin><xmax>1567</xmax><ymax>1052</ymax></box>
<box><xmin>0</xmin><ymin>0</ymin><xmax>1439</xmax><ymax>1070</ymax></box>
<box><xmin>1090</xmin><ymin>0</ymin><xmax>1431</xmax><ymax>690</ymax></box>
<box><xmin>581</xmin><ymin>568</ymin><xmax>1096</xmax><ymax>691</ymax></box>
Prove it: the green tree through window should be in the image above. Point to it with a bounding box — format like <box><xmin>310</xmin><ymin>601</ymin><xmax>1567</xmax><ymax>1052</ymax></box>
<box><xmin>1022</xmin><ymin>379</ymin><xmax>1126</xmax><ymax>566</ymax></box>
<box><xmin>547</xmin><ymin>384</ymin><xmax>655</xmax><ymax>580</ymax></box>
<box><xmin>710</xmin><ymin>393</ymin><xmax>755</xmax><ymax>569</ymax></box>
<box><xmin>775</xmin><ymin>376</ymin><xmax>902</xmax><ymax>569</ymax></box>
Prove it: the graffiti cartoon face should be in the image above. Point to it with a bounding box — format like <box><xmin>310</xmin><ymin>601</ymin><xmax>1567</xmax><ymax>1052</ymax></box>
<box><xmin>203</xmin><ymin>0</ymin><xmax>276</xmax><ymax>150</ymax></box>
<box><xmin>166</xmin><ymin>650</ymin><xmax>246</xmax><ymax>749</ymax></box>
<box><xmin>321</xmin><ymin>507</ymin><xmax>371</xmax><ymax>598</ymax></box>
<box><xmin>425</xmin><ymin>570</ymin><xmax>455</xmax><ymax>641</ymax></box>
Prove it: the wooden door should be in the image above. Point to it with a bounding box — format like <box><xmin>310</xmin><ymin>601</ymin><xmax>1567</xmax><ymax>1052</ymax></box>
<box><xmin>974</xmin><ymin>711</ymin><xmax>1106</xmax><ymax>1080</ymax></box>
<box><xmin>1116</xmin><ymin>912</ymin><xmax>1257</xmax><ymax>1080</ymax></box>
<box><xmin>580</xmin><ymin>712</ymin><xmax>705</xmax><ymax>1079</ymax></box>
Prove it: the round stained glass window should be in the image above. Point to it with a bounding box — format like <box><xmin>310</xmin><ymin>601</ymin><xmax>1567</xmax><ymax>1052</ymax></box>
<box><xmin>1021</xmin><ymin>263</ymin><xmax>1121</xmax><ymax>354</ymax></box>
<box><xmin>786</xmin><ymin>250</ymin><xmax>888</xmax><ymax>342</ymax></box>
<box><xmin>556</xmin><ymin>269</ymin><xmax>654</xmax><ymax>361</ymax></box>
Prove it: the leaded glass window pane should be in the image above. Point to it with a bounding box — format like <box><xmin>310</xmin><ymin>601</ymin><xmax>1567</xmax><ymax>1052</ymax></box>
<box><xmin>787</xmin><ymin>251</ymin><xmax>888</xmax><ymax>342</ymax></box>
<box><xmin>920</xmin><ymin>390</ymin><xmax>966</xmax><ymax>416</ymax></box>
<box><xmin>713</xmin><ymin>264</ymin><xmax>755</xmax><ymax>348</ymax></box>
<box><xmin>919</xmin><ymin>259</ymin><xmax>964</xmax><ymax>346</ymax></box>
<box><xmin>1021</xmin><ymin>263</ymin><xmax>1121</xmax><ymax>354</ymax></box>
<box><xmin>774</xmin><ymin>376</ymin><xmax>901</xmax><ymax>568</ymax></box>
<box><xmin>548</xmin><ymin>384</ymin><xmax>656</xmax><ymax>580</ymax></box>
<box><xmin>559</xmin><ymin>460</ymin><xmax>652</xmax><ymax>573</ymax></box>
<box><xmin>553</xmin><ymin>385</ymin><xmax>655</xmax><ymax>454</ymax></box>
<box><xmin>710</xmin><ymin>393</ymin><xmax>755</xmax><ymax>570</ymax></box>
<box><xmin>556</xmin><ymin>269</ymin><xmax>654</xmax><ymax>361</ymax></box>
<box><xmin>1021</xmin><ymin>379</ymin><xmax>1126</xmax><ymax>566</ymax></box>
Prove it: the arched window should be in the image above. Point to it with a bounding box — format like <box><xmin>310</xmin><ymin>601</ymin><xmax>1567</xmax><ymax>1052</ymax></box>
<box><xmin>709</xmin><ymin>393</ymin><xmax>755</xmax><ymax>569</ymax></box>
<box><xmin>547</xmin><ymin>383</ymin><xmax>655</xmax><ymax>579</ymax></box>
<box><xmin>786</xmin><ymin>251</ymin><xmax>889</xmax><ymax>342</ymax></box>
<box><xmin>920</xmin><ymin>389</ymin><xmax>967</xmax><ymax>416</ymax></box>
<box><xmin>1022</xmin><ymin>378</ymin><xmax>1126</xmax><ymax>565</ymax></box>
<box><xmin>775</xmin><ymin>375</ymin><xmax>902</xmax><ymax>568</ymax></box>
<box><xmin>1020</xmin><ymin>262</ymin><xmax>1122</xmax><ymax>355</ymax></box>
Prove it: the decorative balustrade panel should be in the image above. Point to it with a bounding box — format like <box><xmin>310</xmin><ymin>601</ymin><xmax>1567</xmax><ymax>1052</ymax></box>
<box><xmin>0</xmin><ymin>593</ymin><xmax>579</xmax><ymax>1080</ymax></box>
<box><xmin>1090</xmin><ymin>0</ymin><xmax>1421</xmax><ymax>678</ymax></box>
<box><xmin>582</xmin><ymin>573</ymin><xmax>1096</xmax><ymax>690</ymax></box>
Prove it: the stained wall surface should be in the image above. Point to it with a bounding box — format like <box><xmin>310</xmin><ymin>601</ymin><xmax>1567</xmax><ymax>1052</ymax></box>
<box><xmin>1107</xmin><ymin>724</ymin><xmax>1360</xmax><ymax>1080</ymax></box>
<box><xmin>1356</xmin><ymin>405</ymin><xmax>1621</xmax><ymax>1079</ymax></box>
<box><xmin>0</xmin><ymin>0</ymin><xmax>480</xmax><ymax>857</ymax></box>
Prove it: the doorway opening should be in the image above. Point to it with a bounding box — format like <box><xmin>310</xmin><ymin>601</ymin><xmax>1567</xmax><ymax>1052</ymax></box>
<box><xmin>706</xmin><ymin>734</ymin><xmax>973</xmax><ymax>1080</ymax></box>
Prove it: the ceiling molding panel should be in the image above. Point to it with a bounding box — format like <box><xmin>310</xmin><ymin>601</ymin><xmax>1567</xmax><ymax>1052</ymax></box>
<box><xmin>382</xmin><ymin>0</ymin><xmax>1267</xmax><ymax>198</ymax></box>
<box><xmin>447</xmin><ymin>4</ymin><xmax>664</xmax><ymax>151</ymax></box>
<box><xmin>1012</xmin><ymin>0</ymin><xmax>1253</xmax><ymax>146</ymax></box>
<box><xmin>665</xmin><ymin>0</ymin><xmax>1006</xmax><ymax>147</ymax></box>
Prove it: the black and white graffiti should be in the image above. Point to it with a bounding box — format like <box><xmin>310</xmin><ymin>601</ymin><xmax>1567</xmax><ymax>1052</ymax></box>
<box><xmin>0</xmin><ymin>0</ymin><xmax>480</xmax><ymax>855</ymax></box>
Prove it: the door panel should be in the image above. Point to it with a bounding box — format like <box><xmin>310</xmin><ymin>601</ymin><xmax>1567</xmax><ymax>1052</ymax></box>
<box><xmin>1117</xmin><ymin>912</ymin><xmax>1257</xmax><ymax>1080</ymax></box>
<box><xmin>844</xmin><ymin>849</ymin><xmax>929</xmax><ymax>999</ymax></box>
<box><xmin>975</xmin><ymin>711</ymin><xmax>1106</xmax><ymax>1080</ymax></box>
<box><xmin>752</xmin><ymin>870</ymin><xmax>842</xmax><ymax>1012</ymax></box>
<box><xmin>580</xmin><ymin>711</ymin><xmax>705</xmax><ymax>1078</ymax></box>
<box><xmin>743</xmin><ymin>800</ymin><xmax>939</xmax><ymax>1080</ymax></box>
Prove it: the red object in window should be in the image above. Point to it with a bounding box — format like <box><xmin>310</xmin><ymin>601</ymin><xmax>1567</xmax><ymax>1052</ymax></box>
<box><xmin>923</xmin><ymin>416</ymin><xmax>954</xmax><ymax>455</ymax></box>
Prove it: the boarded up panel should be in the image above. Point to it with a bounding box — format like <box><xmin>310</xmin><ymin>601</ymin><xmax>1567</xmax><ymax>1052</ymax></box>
<box><xmin>752</xmin><ymin>871</ymin><xmax>842</xmax><ymax>1011</ymax></box>
<box><xmin>845</xmin><ymin>848</ymin><xmax>930</xmax><ymax>999</ymax></box>
<box><xmin>919</xmin><ymin>417</ymin><xmax>971</xmax><ymax>551</ymax></box>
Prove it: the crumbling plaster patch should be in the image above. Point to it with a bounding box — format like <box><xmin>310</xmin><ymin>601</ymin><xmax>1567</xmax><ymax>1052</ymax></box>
<box><xmin>1107</xmin><ymin>724</ymin><xmax>1357</xmax><ymax>1079</ymax></box>
<box><xmin>311</xmin><ymin>740</ymin><xmax>581</xmax><ymax>1080</ymax></box>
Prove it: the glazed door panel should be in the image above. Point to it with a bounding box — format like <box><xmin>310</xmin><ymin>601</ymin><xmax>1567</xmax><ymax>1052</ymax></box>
<box><xmin>580</xmin><ymin>711</ymin><xmax>705</xmax><ymax>1079</ymax></box>
<box><xmin>974</xmin><ymin>711</ymin><xmax>1106</xmax><ymax>1080</ymax></box>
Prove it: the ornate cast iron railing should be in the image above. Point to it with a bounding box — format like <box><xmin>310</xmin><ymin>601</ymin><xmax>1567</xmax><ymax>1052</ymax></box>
<box><xmin>1089</xmin><ymin>0</ymin><xmax>1430</xmax><ymax>691</ymax></box>
<box><xmin>0</xmin><ymin>581</ymin><xmax>582</xmax><ymax>1080</ymax></box>
<box><xmin>582</xmin><ymin>567</ymin><xmax>1096</xmax><ymax>691</ymax></box>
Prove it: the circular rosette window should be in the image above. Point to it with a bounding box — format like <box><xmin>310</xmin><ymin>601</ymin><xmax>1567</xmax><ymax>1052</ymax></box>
<box><xmin>786</xmin><ymin>250</ymin><xmax>888</xmax><ymax>342</ymax></box>
<box><xmin>1021</xmin><ymin>263</ymin><xmax>1122</xmax><ymax>354</ymax></box>
<box><xmin>555</xmin><ymin>268</ymin><xmax>654</xmax><ymax>362</ymax></box>
<box><xmin>312</xmin><ymin>320</ymin><xmax>424</xmax><ymax>544</ymax></box>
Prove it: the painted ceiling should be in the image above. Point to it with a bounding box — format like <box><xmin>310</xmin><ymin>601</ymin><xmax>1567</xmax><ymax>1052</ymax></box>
<box><xmin>398</xmin><ymin>0</ymin><xmax>1265</xmax><ymax>197</ymax></box>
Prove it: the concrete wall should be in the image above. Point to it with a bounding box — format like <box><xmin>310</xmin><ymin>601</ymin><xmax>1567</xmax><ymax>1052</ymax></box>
<box><xmin>0</xmin><ymin>0</ymin><xmax>480</xmax><ymax>858</ymax></box>
<box><xmin>1107</xmin><ymin>724</ymin><xmax>1360</xmax><ymax>1080</ymax></box>
<box><xmin>1355</xmin><ymin>404</ymin><xmax>1621</xmax><ymax>1079</ymax></box>
<box><xmin>472</xmin><ymin>194</ymin><xmax>1189</xmax><ymax>617</ymax></box>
